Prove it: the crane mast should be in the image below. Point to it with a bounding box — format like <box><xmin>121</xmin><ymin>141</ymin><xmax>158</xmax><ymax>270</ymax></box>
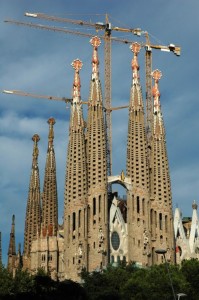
<box><xmin>104</xmin><ymin>15</ymin><xmax>112</xmax><ymax>182</ymax></box>
<box><xmin>145</xmin><ymin>32</ymin><xmax>153</xmax><ymax>141</ymax></box>
<box><xmin>11</xmin><ymin>12</ymin><xmax>142</xmax><ymax>178</ymax></box>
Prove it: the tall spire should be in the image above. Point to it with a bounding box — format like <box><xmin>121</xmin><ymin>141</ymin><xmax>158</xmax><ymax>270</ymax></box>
<box><xmin>150</xmin><ymin>70</ymin><xmax>174</xmax><ymax>263</ymax></box>
<box><xmin>23</xmin><ymin>134</ymin><xmax>41</xmax><ymax>260</ymax></box>
<box><xmin>129</xmin><ymin>42</ymin><xmax>144</xmax><ymax>110</ymax></box>
<box><xmin>8</xmin><ymin>215</ymin><xmax>16</xmax><ymax>255</ymax></box>
<box><xmin>152</xmin><ymin>70</ymin><xmax>164</xmax><ymax>139</ymax></box>
<box><xmin>126</xmin><ymin>42</ymin><xmax>150</xmax><ymax>265</ymax></box>
<box><xmin>7</xmin><ymin>215</ymin><xmax>16</xmax><ymax>273</ymax></box>
<box><xmin>88</xmin><ymin>36</ymin><xmax>103</xmax><ymax>106</ymax></box>
<box><xmin>126</xmin><ymin>42</ymin><xmax>149</xmax><ymax>187</ymax></box>
<box><xmin>42</xmin><ymin>117</ymin><xmax>58</xmax><ymax>237</ymax></box>
<box><xmin>86</xmin><ymin>36</ymin><xmax>109</xmax><ymax>273</ymax></box>
<box><xmin>151</xmin><ymin>69</ymin><xmax>171</xmax><ymax>203</ymax></box>
<box><xmin>64</xmin><ymin>59</ymin><xmax>88</xmax><ymax>281</ymax></box>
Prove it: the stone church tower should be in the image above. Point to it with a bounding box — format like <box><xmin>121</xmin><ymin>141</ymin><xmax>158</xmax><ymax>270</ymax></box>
<box><xmin>30</xmin><ymin>118</ymin><xmax>64</xmax><ymax>280</ymax></box>
<box><xmin>64</xmin><ymin>37</ymin><xmax>109</xmax><ymax>281</ymax></box>
<box><xmin>126</xmin><ymin>43</ymin><xmax>150</xmax><ymax>266</ymax></box>
<box><xmin>10</xmin><ymin>36</ymin><xmax>175</xmax><ymax>281</ymax></box>
<box><xmin>41</xmin><ymin>117</ymin><xmax>58</xmax><ymax>238</ymax></box>
<box><xmin>86</xmin><ymin>36</ymin><xmax>109</xmax><ymax>272</ymax></box>
<box><xmin>23</xmin><ymin>134</ymin><xmax>41</xmax><ymax>270</ymax></box>
<box><xmin>150</xmin><ymin>70</ymin><xmax>175</xmax><ymax>263</ymax></box>
<box><xmin>64</xmin><ymin>58</ymin><xmax>88</xmax><ymax>280</ymax></box>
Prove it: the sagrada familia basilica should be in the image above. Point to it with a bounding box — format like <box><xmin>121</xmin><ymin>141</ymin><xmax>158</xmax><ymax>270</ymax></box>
<box><xmin>4</xmin><ymin>36</ymin><xmax>199</xmax><ymax>282</ymax></box>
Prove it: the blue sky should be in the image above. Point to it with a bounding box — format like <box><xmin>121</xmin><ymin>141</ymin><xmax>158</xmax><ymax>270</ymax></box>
<box><xmin>0</xmin><ymin>0</ymin><xmax>199</xmax><ymax>265</ymax></box>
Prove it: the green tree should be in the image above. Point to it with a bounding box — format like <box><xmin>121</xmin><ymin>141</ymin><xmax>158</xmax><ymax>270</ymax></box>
<box><xmin>13</xmin><ymin>268</ymin><xmax>34</xmax><ymax>295</ymax></box>
<box><xmin>81</xmin><ymin>263</ymin><xmax>138</xmax><ymax>300</ymax></box>
<box><xmin>181</xmin><ymin>258</ymin><xmax>199</xmax><ymax>299</ymax></box>
<box><xmin>122</xmin><ymin>263</ymin><xmax>189</xmax><ymax>300</ymax></box>
<box><xmin>0</xmin><ymin>265</ymin><xmax>14</xmax><ymax>297</ymax></box>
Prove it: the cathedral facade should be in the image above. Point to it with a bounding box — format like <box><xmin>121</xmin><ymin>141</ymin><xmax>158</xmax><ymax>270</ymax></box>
<box><xmin>7</xmin><ymin>37</ymin><xmax>175</xmax><ymax>281</ymax></box>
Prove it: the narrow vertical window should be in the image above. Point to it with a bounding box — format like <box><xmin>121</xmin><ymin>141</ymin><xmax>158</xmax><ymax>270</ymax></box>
<box><xmin>137</xmin><ymin>196</ymin><xmax>140</xmax><ymax>213</ymax></box>
<box><xmin>165</xmin><ymin>215</ymin><xmax>168</xmax><ymax>232</ymax></box>
<box><xmin>159</xmin><ymin>213</ymin><xmax>162</xmax><ymax>230</ymax></box>
<box><xmin>142</xmin><ymin>198</ymin><xmax>145</xmax><ymax>215</ymax></box>
<box><xmin>93</xmin><ymin>197</ymin><xmax>96</xmax><ymax>215</ymax></box>
<box><xmin>73</xmin><ymin>212</ymin><xmax>76</xmax><ymax>231</ymax></box>
<box><xmin>78</xmin><ymin>210</ymin><xmax>81</xmax><ymax>228</ymax></box>
<box><xmin>99</xmin><ymin>195</ymin><xmax>101</xmax><ymax>213</ymax></box>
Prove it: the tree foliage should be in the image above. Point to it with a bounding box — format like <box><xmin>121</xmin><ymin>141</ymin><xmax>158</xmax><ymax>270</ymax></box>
<box><xmin>1</xmin><ymin>260</ymin><xmax>199</xmax><ymax>299</ymax></box>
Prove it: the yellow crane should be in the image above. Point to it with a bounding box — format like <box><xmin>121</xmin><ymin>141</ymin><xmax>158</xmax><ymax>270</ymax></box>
<box><xmin>5</xmin><ymin>13</ymin><xmax>181</xmax><ymax>177</ymax></box>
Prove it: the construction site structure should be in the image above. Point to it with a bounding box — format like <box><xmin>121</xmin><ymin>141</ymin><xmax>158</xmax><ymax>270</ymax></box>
<box><xmin>4</xmin><ymin>34</ymin><xmax>177</xmax><ymax>281</ymax></box>
<box><xmin>3</xmin><ymin>13</ymin><xmax>181</xmax><ymax>281</ymax></box>
<box><xmin>5</xmin><ymin>13</ymin><xmax>181</xmax><ymax>180</ymax></box>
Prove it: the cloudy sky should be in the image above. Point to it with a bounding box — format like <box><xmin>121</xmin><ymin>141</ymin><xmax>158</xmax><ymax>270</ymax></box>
<box><xmin>0</xmin><ymin>0</ymin><xmax>198</xmax><ymax>265</ymax></box>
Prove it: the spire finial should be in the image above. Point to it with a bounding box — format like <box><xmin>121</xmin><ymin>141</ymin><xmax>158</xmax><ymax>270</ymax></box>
<box><xmin>152</xmin><ymin>69</ymin><xmax>162</xmax><ymax>112</ymax></box>
<box><xmin>32</xmin><ymin>134</ymin><xmax>40</xmax><ymax>165</ymax></box>
<box><xmin>48</xmin><ymin>117</ymin><xmax>55</xmax><ymax>147</ymax></box>
<box><xmin>90</xmin><ymin>36</ymin><xmax>101</xmax><ymax>76</ymax></box>
<box><xmin>130</xmin><ymin>42</ymin><xmax>141</xmax><ymax>82</ymax></box>
<box><xmin>71</xmin><ymin>59</ymin><xmax>82</xmax><ymax>100</ymax></box>
<box><xmin>32</xmin><ymin>133</ymin><xmax>40</xmax><ymax>142</ymax></box>
<box><xmin>192</xmin><ymin>200</ymin><xmax>198</xmax><ymax>210</ymax></box>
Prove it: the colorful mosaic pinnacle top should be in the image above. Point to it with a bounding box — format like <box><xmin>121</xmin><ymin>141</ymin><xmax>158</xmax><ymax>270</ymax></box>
<box><xmin>152</xmin><ymin>69</ymin><xmax>162</xmax><ymax>82</ymax></box>
<box><xmin>130</xmin><ymin>42</ymin><xmax>141</xmax><ymax>82</ymax></box>
<box><xmin>71</xmin><ymin>59</ymin><xmax>82</xmax><ymax>99</ymax></box>
<box><xmin>152</xmin><ymin>69</ymin><xmax>162</xmax><ymax>98</ymax></box>
<box><xmin>152</xmin><ymin>69</ymin><xmax>162</xmax><ymax>113</ymax></box>
<box><xmin>90</xmin><ymin>36</ymin><xmax>101</xmax><ymax>48</ymax></box>
<box><xmin>71</xmin><ymin>59</ymin><xmax>83</xmax><ymax>72</ymax></box>
<box><xmin>90</xmin><ymin>36</ymin><xmax>101</xmax><ymax>76</ymax></box>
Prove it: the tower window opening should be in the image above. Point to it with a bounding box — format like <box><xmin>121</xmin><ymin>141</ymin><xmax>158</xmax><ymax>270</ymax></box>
<box><xmin>99</xmin><ymin>195</ymin><xmax>101</xmax><ymax>212</ymax></box>
<box><xmin>73</xmin><ymin>212</ymin><xmax>76</xmax><ymax>231</ymax></box>
<box><xmin>137</xmin><ymin>196</ymin><xmax>140</xmax><ymax>213</ymax></box>
<box><xmin>93</xmin><ymin>197</ymin><xmax>96</xmax><ymax>215</ymax></box>
<box><xmin>165</xmin><ymin>215</ymin><xmax>168</xmax><ymax>232</ymax></box>
<box><xmin>78</xmin><ymin>210</ymin><xmax>81</xmax><ymax>228</ymax></box>
<box><xmin>159</xmin><ymin>213</ymin><xmax>162</xmax><ymax>230</ymax></box>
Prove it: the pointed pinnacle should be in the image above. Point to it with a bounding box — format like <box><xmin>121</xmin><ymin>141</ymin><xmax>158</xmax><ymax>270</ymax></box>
<box><xmin>152</xmin><ymin>69</ymin><xmax>162</xmax><ymax>100</ymax></box>
<box><xmin>48</xmin><ymin>117</ymin><xmax>55</xmax><ymax>145</ymax></box>
<box><xmin>32</xmin><ymin>134</ymin><xmax>40</xmax><ymax>161</ymax></box>
<box><xmin>71</xmin><ymin>59</ymin><xmax>82</xmax><ymax>99</ymax></box>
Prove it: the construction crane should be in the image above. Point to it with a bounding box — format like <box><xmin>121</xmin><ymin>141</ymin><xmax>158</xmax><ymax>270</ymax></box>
<box><xmin>5</xmin><ymin>13</ymin><xmax>181</xmax><ymax>177</ymax></box>
<box><xmin>4</xmin><ymin>14</ymin><xmax>142</xmax><ymax>179</ymax></box>
<box><xmin>2</xmin><ymin>89</ymin><xmax>129</xmax><ymax>112</ymax></box>
<box><xmin>3</xmin><ymin>89</ymin><xmax>73</xmax><ymax>104</ymax></box>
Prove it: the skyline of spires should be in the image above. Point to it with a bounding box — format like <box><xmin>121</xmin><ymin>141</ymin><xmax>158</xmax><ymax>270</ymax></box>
<box><xmin>3</xmin><ymin>35</ymin><xmax>177</xmax><ymax>280</ymax></box>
